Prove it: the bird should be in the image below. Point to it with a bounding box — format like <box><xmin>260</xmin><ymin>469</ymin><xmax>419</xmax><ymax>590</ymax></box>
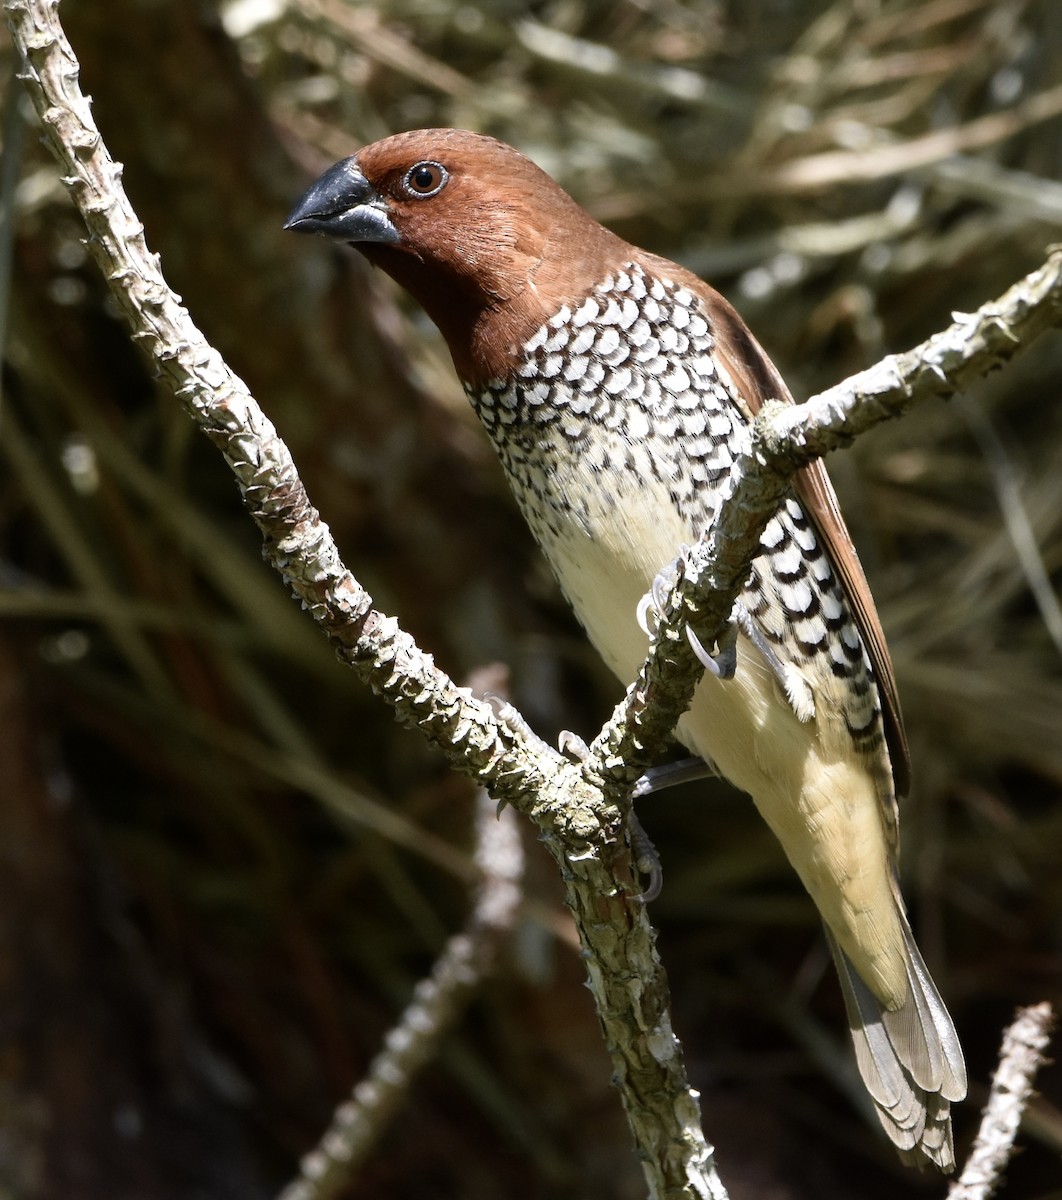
<box><xmin>284</xmin><ymin>128</ymin><xmax>966</xmax><ymax>1169</ymax></box>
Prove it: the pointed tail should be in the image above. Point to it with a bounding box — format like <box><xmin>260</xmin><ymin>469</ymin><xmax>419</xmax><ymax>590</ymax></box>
<box><xmin>827</xmin><ymin>922</ymin><xmax>966</xmax><ymax>1170</ymax></box>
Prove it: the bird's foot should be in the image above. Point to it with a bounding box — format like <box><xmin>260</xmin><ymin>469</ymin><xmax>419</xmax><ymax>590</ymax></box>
<box><xmin>627</xmin><ymin>808</ymin><xmax>663</xmax><ymax>903</ymax></box>
<box><xmin>731</xmin><ymin>603</ymin><xmax>814</xmax><ymax>722</ymax></box>
<box><xmin>637</xmin><ymin>551</ymin><xmax>738</xmax><ymax>679</ymax></box>
<box><xmin>485</xmin><ymin>694</ymin><xmax>557</xmax><ymax>814</ymax></box>
<box><xmin>489</xmin><ymin>701</ymin><xmax>696</xmax><ymax>903</ymax></box>
<box><xmin>635</xmin><ymin>551</ymin><xmax>684</xmax><ymax>638</ymax></box>
<box><xmin>552</xmin><ymin>730</ymin><xmax>665</xmax><ymax>897</ymax></box>
<box><xmin>487</xmin><ymin>693</ymin><xmax>551</xmax><ymax>752</ymax></box>
<box><xmin>551</xmin><ymin>729</ymin><xmax>670</xmax><ymax>898</ymax></box>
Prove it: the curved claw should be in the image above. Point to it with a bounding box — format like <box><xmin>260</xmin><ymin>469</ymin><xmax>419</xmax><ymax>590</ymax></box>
<box><xmin>486</xmin><ymin>693</ymin><xmax>554</xmax><ymax>814</ymax></box>
<box><xmin>732</xmin><ymin>602</ymin><xmax>785</xmax><ymax>683</ymax></box>
<box><xmin>636</xmin><ymin>590</ymin><xmax>655</xmax><ymax>637</ymax></box>
<box><xmin>686</xmin><ymin>621</ymin><xmax>737</xmax><ymax>680</ymax></box>
<box><xmin>640</xmin><ymin>548</ymin><xmax>693</xmax><ymax>627</ymax></box>
<box><xmin>557</xmin><ymin>729</ymin><xmax>591</xmax><ymax>762</ymax></box>
<box><xmin>485</xmin><ymin>692</ymin><xmax>539</xmax><ymax>742</ymax></box>
<box><xmin>650</xmin><ymin>565</ymin><xmax>673</xmax><ymax>615</ymax></box>
<box><xmin>627</xmin><ymin>809</ymin><xmax>663</xmax><ymax>904</ymax></box>
<box><xmin>640</xmin><ymin>550</ymin><xmax>739</xmax><ymax>680</ymax></box>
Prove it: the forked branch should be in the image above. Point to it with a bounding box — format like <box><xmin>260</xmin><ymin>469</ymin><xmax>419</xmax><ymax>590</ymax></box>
<box><xmin>7</xmin><ymin>2</ymin><xmax>1062</xmax><ymax>1196</ymax></box>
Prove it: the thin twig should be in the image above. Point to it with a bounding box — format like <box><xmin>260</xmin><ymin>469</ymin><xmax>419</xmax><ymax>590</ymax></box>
<box><xmin>277</xmin><ymin>789</ymin><xmax>525</xmax><ymax>1200</ymax></box>
<box><xmin>514</xmin><ymin>20</ymin><xmax>746</xmax><ymax>115</ymax></box>
<box><xmin>948</xmin><ymin>1002</ymin><xmax>1056</xmax><ymax>1200</ymax></box>
<box><xmin>296</xmin><ymin>0</ymin><xmax>474</xmax><ymax>99</ymax></box>
<box><xmin>598</xmin><ymin>82</ymin><xmax>1062</xmax><ymax>211</ymax></box>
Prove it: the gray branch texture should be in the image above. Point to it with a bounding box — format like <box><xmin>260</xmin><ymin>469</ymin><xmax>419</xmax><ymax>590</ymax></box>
<box><xmin>948</xmin><ymin>1003</ymin><xmax>1056</xmax><ymax>1200</ymax></box>
<box><xmin>7</xmin><ymin>1</ymin><xmax>1062</xmax><ymax>1197</ymax></box>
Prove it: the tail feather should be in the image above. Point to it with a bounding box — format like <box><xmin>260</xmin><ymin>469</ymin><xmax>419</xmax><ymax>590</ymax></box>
<box><xmin>827</xmin><ymin>924</ymin><xmax>966</xmax><ymax>1171</ymax></box>
<box><xmin>899</xmin><ymin>922</ymin><xmax>967</xmax><ymax>1101</ymax></box>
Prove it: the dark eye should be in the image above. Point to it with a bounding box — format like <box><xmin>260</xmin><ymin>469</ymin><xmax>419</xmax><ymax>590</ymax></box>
<box><xmin>404</xmin><ymin>161</ymin><xmax>448</xmax><ymax>197</ymax></box>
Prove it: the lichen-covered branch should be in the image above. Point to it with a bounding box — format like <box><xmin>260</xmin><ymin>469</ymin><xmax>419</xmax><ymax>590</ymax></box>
<box><xmin>10</xmin><ymin>4</ymin><xmax>1062</xmax><ymax>1198</ymax></box>
<box><xmin>4</xmin><ymin>0</ymin><xmax>559</xmax><ymax>813</ymax></box>
<box><xmin>3</xmin><ymin>4</ymin><xmax>724</xmax><ymax>1195</ymax></box>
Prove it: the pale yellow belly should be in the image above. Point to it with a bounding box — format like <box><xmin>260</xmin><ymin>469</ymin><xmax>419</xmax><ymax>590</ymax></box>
<box><xmin>532</xmin><ymin>458</ymin><xmax>907</xmax><ymax>1007</ymax></box>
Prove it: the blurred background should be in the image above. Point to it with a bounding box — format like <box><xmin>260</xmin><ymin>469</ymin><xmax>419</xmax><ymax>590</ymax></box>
<box><xmin>2</xmin><ymin>0</ymin><xmax>1062</xmax><ymax>1196</ymax></box>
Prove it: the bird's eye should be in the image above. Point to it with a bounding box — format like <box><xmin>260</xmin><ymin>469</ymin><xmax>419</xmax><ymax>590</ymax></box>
<box><xmin>403</xmin><ymin>161</ymin><xmax>448</xmax><ymax>197</ymax></box>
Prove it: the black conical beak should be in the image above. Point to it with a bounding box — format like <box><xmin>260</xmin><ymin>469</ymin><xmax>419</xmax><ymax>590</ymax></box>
<box><xmin>283</xmin><ymin>156</ymin><xmax>400</xmax><ymax>245</ymax></box>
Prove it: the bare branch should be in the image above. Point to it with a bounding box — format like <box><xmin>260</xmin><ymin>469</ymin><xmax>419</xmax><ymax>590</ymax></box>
<box><xmin>2</xmin><ymin>0</ymin><xmax>561</xmax><ymax>813</ymax></box>
<box><xmin>9</xmin><ymin>3</ymin><xmax>1062</xmax><ymax>1197</ymax></box>
<box><xmin>948</xmin><ymin>1002</ymin><xmax>1056</xmax><ymax>1200</ymax></box>
<box><xmin>278</xmin><ymin>789</ymin><xmax>525</xmax><ymax>1200</ymax></box>
<box><xmin>4</xmin><ymin>4</ymin><xmax>726</xmax><ymax>1195</ymax></box>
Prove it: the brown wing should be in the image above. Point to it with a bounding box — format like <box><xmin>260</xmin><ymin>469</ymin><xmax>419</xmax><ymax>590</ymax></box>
<box><xmin>680</xmin><ymin>272</ymin><xmax>911</xmax><ymax>798</ymax></box>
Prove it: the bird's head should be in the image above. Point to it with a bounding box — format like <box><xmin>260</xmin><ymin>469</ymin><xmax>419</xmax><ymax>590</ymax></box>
<box><xmin>284</xmin><ymin>128</ymin><xmax>628</xmax><ymax>385</ymax></box>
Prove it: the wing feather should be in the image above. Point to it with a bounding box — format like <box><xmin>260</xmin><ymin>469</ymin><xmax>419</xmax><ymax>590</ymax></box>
<box><xmin>676</xmin><ymin>271</ymin><xmax>911</xmax><ymax>799</ymax></box>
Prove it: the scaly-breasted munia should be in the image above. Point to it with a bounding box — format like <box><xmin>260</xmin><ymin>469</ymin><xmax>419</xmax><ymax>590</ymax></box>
<box><xmin>285</xmin><ymin>128</ymin><xmax>966</xmax><ymax>1169</ymax></box>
